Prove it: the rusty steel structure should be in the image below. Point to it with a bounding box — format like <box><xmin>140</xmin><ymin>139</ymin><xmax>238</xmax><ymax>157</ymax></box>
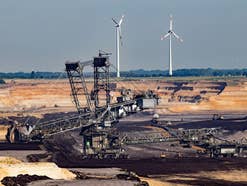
<box><xmin>66</xmin><ymin>60</ymin><xmax>94</xmax><ymax>113</ymax></box>
<box><xmin>65</xmin><ymin>51</ymin><xmax>159</xmax><ymax>158</ymax></box>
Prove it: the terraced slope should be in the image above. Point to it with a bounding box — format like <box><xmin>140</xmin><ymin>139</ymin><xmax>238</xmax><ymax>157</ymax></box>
<box><xmin>0</xmin><ymin>78</ymin><xmax>246</xmax><ymax>114</ymax></box>
<box><xmin>166</xmin><ymin>80</ymin><xmax>247</xmax><ymax>113</ymax></box>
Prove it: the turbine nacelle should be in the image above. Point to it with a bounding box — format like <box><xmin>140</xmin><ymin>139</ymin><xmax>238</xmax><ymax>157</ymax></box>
<box><xmin>161</xmin><ymin>29</ymin><xmax>183</xmax><ymax>42</ymax></box>
<box><xmin>112</xmin><ymin>15</ymin><xmax>124</xmax><ymax>27</ymax></box>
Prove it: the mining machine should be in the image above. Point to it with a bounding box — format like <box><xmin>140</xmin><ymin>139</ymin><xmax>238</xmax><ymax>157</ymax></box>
<box><xmin>5</xmin><ymin>51</ymin><xmax>159</xmax><ymax>159</ymax></box>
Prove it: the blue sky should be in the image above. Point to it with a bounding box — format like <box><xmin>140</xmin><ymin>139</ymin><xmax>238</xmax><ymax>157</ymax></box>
<box><xmin>0</xmin><ymin>0</ymin><xmax>246</xmax><ymax>72</ymax></box>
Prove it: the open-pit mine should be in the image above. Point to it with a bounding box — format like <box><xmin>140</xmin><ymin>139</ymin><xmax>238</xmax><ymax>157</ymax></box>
<box><xmin>0</xmin><ymin>55</ymin><xmax>247</xmax><ymax>185</ymax></box>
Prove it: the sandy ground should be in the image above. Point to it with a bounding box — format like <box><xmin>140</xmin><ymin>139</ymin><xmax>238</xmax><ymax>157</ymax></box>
<box><xmin>0</xmin><ymin>156</ymin><xmax>75</xmax><ymax>186</ymax></box>
<box><xmin>0</xmin><ymin>126</ymin><xmax>8</xmax><ymax>141</ymax></box>
<box><xmin>0</xmin><ymin>150</ymin><xmax>45</xmax><ymax>162</ymax></box>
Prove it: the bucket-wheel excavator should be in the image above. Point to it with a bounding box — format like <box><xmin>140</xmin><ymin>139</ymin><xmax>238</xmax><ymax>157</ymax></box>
<box><xmin>5</xmin><ymin>51</ymin><xmax>159</xmax><ymax>158</ymax></box>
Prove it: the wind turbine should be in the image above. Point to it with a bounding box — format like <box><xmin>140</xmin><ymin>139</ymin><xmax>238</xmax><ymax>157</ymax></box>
<box><xmin>112</xmin><ymin>15</ymin><xmax>124</xmax><ymax>78</ymax></box>
<box><xmin>161</xmin><ymin>15</ymin><xmax>183</xmax><ymax>76</ymax></box>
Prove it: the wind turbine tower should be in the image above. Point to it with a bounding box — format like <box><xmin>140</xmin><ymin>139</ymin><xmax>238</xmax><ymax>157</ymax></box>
<box><xmin>161</xmin><ymin>15</ymin><xmax>183</xmax><ymax>76</ymax></box>
<box><xmin>112</xmin><ymin>15</ymin><xmax>124</xmax><ymax>78</ymax></box>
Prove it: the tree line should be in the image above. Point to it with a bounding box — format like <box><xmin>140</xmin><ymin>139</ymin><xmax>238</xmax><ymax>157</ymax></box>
<box><xmin>0</xmin><ymin>68</ymin><xmax>246</xmax><ymax>79</ymax></box>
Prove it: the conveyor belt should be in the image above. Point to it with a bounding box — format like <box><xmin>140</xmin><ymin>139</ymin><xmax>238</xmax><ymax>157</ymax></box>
<box><xmin>25</xmin><ymin>99</ymin><xmax>141</xmax><ymax>141</ymax></box>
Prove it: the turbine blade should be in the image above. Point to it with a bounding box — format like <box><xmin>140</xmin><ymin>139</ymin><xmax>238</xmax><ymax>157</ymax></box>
<box><xmin>161</xmin><ymin>33</ymin><xmax>170</xmax><ymax>40</ymax></box>
<box><xmin>169</xmin><ymin>14</ymin><xmax>173</xmax><ymax>30</ymax></box>
<box><xmin>112</xmin><ymin>18</ymin><xmax>119</xmax><ymax>26</ymax></box>
<box><xmin>119</xmin><ymin>27</ymin><xmax>123</xmax><ymax>46</ymax></box>
<box><xmin>120</xmin><ymin>36</ymin><xmax>123</xmax><ymax>46</ymax></box>
<box><xmin>118</xmin><ymin>15</ymin><xmax>125</xmax><ymax>26</ymax></box>
<box><xmin>172</xmin><ymin>32</ymin><xmax>183</xmax><ymax>42</ymax></box>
